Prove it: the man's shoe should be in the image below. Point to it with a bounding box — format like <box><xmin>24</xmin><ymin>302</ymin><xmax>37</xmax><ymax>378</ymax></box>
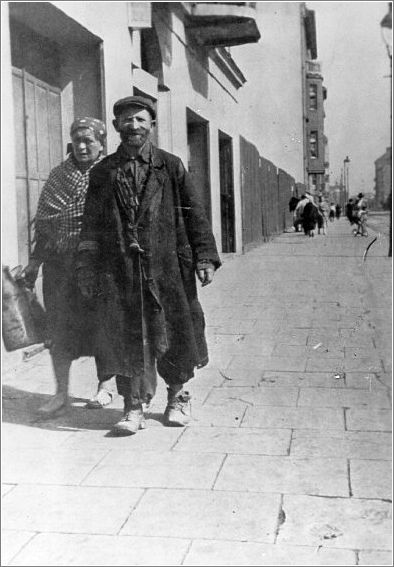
<box><xmin>163</xmin><ymin>391</ymin><xmax>191</xmax><ymax>427</ymax></box>
<box><xmin>111</xmin><ymin>406</ymin><xmax>146</xmax><ymax>436</ymax></box>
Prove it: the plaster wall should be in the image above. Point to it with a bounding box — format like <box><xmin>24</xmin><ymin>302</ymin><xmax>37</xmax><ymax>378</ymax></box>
<box><xmin>231</xmin><ymin>2</ymin><xmax>305</xmax><ymax>183</ymax></box>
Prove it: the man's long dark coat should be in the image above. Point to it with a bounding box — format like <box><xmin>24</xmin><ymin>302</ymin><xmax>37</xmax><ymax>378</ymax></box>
<box><xmin>77</xmin><ymin>145</ymin><xmax>221</xmax><ymax>394</ymax></box>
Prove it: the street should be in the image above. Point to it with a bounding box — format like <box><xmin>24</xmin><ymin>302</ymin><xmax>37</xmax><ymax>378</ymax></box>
<box><xmin>2</xmin><ymin>217</ymin><xmax>392</xmax><ymax>566</ymax></box>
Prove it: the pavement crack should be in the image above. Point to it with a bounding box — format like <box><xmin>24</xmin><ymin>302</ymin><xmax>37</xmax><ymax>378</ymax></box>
<box><xmin>347</xmin><ymin>459</ymin><xmax>353</xmax><ymax>497</ymax></box>
<box><xmin>274</xmin><ymin>495</ymin><xmax>286</xmax><ymax>542</ymax></box>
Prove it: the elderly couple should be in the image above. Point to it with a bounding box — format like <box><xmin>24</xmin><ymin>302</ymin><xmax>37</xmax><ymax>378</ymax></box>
<box><xmin>24</xmin><ymin>96</ymin><xmax>221</xmax><ymax>436</ymax></box>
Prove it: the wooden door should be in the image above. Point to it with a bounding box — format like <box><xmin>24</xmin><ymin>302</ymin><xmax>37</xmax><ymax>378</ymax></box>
<box><xmin>12</xmin><ymin>68</ymin><xmax>63</xmax><ymax>265</ymax></box>
<box><xmin>219</xmin><ymin>133</ymin><xmax>235</xmax><ymax>253</ymax></box>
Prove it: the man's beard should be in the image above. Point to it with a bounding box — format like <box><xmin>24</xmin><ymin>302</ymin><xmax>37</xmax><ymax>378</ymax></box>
<box><xmin>119</xmin><ymin>129</ymin><xmax>148</xmax><ymax>148</ymax></box>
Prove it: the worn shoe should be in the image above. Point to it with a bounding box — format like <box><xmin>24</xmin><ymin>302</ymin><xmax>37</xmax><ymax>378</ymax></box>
<box><xmin>38</xmin><ymin>393</ymin><xmax>69</xmax><ymax>418</ymax></box>
<box><xmin>85</xmin><ymin>388</ymin><xmax>114</xmax><ymax>409</ymax></box>
<box><xmin>163</xmin><ymin>391</ymin><xmax>191</xmax><ymax>427</ymax></box>
<box><xmin>111</xmin><ymin>406</ymin><xmax>146</xmax><ymax>436</ymax></box>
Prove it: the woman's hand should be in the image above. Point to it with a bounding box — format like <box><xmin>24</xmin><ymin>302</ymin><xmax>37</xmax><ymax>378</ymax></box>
<box><xmin>22</xmin><ymin>259</ymin><xmax>41</xmax><ymax>289</ymax></box>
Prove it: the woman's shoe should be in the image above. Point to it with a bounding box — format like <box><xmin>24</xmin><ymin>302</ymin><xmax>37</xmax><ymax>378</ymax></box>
<box><xmin>38</xmin><ymin>393</ymin><xmax>68</xmax><ymax>418</ymax></box>
<box><xmin>85</xmin><ymin>388</ymin><xmax>114</xmax><ymax>409</ymax></box>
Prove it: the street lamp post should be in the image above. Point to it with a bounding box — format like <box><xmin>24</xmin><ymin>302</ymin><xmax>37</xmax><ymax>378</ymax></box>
<box><xmin>380</xmin><ymin>2</ymin><xmax>392</xmax><ymax>257</ymax></box>
<box><xmin>344</xmin><ymin>155</ymin><xmax>350</xmax><ymax>204</ymax></box>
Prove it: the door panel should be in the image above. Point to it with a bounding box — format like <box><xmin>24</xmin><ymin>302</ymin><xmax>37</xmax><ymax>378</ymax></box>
<box><xmin>219</xmin><ymin>133</ymin><xmax>235</xmax><ymax>253</ymax></box>
<box><xmin>12</xmin><ymin>68</ymin><xmax>62</xmax><ymax>265</ymax></box>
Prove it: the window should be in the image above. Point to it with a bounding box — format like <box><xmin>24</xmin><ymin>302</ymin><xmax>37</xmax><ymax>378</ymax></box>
<box><xmin>309</xmin><ymin>84</ymin><xmax>317</xmax><ymax>110</ymax></box>
<box><xmin>309</xmin><ymin>131</ymin><xmax>318</xmax><ymax>158</ymax></box>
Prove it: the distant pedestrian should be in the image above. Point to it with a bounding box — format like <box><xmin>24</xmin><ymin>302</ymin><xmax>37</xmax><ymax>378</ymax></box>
<box><xmin>329</xmin><ymin>203</ymin><xmax>336</xmax><ymax>222</ymax></box>
<box><xmin>335</xmin><ymin>203</ymin><xmax>341</xmax><ymax>219</ymax></box>
<box><xmin>317</xmin><ymin>196</ymin><xmax>329</xmax><ymax>235</ymax></box>
<box><xmin>302</xmin><ymin>194</ymin><xmax>319</xmax><ymax>237</ymax></box>
<box><xmin>289</xmin><ymin>195</ymin><xmax>301</xmax><ymax>232</ymax></box>
<box><xmin>294</xmin><ymin>194</ymin><xmax>309</xmax><ymax>232</ymax></box>
<box><xmin>345</xmin><ymin>199</ymin><xmax>355</xmax><ymax>224</ymax></box>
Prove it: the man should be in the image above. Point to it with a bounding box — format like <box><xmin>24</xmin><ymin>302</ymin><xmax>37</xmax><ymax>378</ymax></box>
<box><xmin>345</xmin><ymin>198</ymin><xmax>354</xmax><ymax>224</ymax></box>
<box><xmin>76</xmin><ymin>96</ymin><xmax>221</xmax><ymax>436</ymax></box>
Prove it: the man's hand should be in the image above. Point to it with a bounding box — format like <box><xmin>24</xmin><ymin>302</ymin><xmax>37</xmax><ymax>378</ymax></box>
<box><xmin>197</xmin><ymin>266</ymin><xmax>215</xmax><ymax>287</ymax></box>
<box><xmin>22</xmin><ymin>259</ymin><xmax>41</xmax><ymax>289</ymax></box>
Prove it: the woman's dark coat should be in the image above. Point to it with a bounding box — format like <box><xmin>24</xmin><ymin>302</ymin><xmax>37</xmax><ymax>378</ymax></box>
<box><xmin>77</xmin><ymin>145</ymin><xmax>221</xmax><ymax>389</ymax></box>
<box><xmin>302</xmin><ymin>201</ymin><xmax>319</xmax><ymax>232</ymax></box>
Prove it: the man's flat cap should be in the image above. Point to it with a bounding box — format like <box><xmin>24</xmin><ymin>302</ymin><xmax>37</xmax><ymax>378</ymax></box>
<box><xmin>113</xmin><ymin>96</ymin><xmax>156</xmax><ymax>119</ymax></box>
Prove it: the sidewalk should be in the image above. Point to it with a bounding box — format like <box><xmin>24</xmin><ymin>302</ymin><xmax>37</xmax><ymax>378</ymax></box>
<box><xmin>2</xmin><ymin>218</ymin><xmax>392</xmax><ymax>566</ymax></box>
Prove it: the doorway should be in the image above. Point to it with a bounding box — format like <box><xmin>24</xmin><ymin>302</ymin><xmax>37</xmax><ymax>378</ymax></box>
<box><xmin>219</xmin><ymin>131</ymin><xmax>235</xmax><ymax>253</ymax></box>
<box><xmin>186</xmin><ymin>109</ymin><xmax>211</xmax><ymax>223</ymax></box>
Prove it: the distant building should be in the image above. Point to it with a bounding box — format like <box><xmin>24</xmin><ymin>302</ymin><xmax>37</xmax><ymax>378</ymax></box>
<box><xmin>374</xmin><ymin>148</ymin><xmax>392</xmax><ymax>209</ymax></box>
<box><xmin>302</xmin><ymin>5</ymin><xmax>328</xmax><ymax>196</ymax></box>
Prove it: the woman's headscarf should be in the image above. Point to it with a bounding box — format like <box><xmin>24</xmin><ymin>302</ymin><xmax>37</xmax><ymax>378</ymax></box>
<box><xmin>70</xmin><ymin>117</ymin><xmax>106</xmax><ymax>143</ymax></box>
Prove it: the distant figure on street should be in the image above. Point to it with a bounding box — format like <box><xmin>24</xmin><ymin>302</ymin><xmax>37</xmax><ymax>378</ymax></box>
<box><xmin>353</xmin><ymin>205</ymin><xmax>368</xmax><ymax>236</ymax></box>
<box><xmin>76</xmin><ymin>96</ymin><xmax>221</xmax><ymax>436</ymax></box>
<box><xmin>302</xmin><ymin>194</ymin><xmax>319</xmax><ymax>237</ymax></box>
<box><xmin>317</xmin><ymin>196</ymin><xmax>329</xmax><ymax>235</ymax></box>
<box><xmin>345</xmin><ymin>198</ymin><xmax>355</xmax><ymax>224</ymax></box>
<box><xmin>289</xmin><ymin>195</ymin><xmax>301</xmax><ymax>231</ymax></box>
<box><xmin>294</xmin><ymin>194</ymin><xmax>309</xmax><ymax>232</ymax></box>
<box><xmin>329</xmin><ymin>202</ymin><xmax>336</xmax><ymax>222</ymax></box>
<box><xmin>335</xmin><ymin>203</ymin><xmax>341</xmax><ymax>219</ymax></box>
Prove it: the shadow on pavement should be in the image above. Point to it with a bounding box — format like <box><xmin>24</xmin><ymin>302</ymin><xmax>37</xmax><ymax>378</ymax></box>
<box><xmin>2</xmin><ymin>384</ymin><xmax>165</xmax><ymax>432</ymax></box>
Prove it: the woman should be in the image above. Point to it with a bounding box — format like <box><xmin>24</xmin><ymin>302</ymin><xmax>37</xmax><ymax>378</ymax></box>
<box><xmin>23</xmin><ymin>117</ymin><xmax>113</xmax><ymax>417</ymax></box>
<box><xmin>302</xmin><ymin>195</ymin><xmax>319</xmax><ymax>237</ymax></box>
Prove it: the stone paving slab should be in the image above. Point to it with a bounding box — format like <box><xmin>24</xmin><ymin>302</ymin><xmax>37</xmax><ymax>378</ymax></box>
<box><xmin>2</xmin><ymin>485</ymin><xmax>144</xmax><ymax>534</ymax></box>
<box><xmin>173</xmin><ymin>426</ymin><xmax>291</xmax><ymax>455</ymax></box>
<box><xmin>1</xmin><ymin>531</ymin><xmax>35</xmax><ymax>566</ymax></box>
<box><xmin>298</xmin><ymin>387</ymin><xmax>391</xmax><ymax>408</ymax></box>
<box><xmin>183</xmin><ymin>539</ymin><xmax>357</xmax><ymax>566</ymax></box>
<box><xmin>190</xmin><ymin>400</ymin><xmax>248</xmax><ymax>427</ymax></box>
<box><xmin>241</xmin><ymin>406</ymin><xmax>344</xmax><ymax>430</ymax></box>
<box><xmin>1</xmin><ymin>423</ymin><xmax>76</xmax><ymax>450</ymax></box>
<box><xmin>277</xmin><ymin>494</ymin><xmax>392</xmax><ymax>550</ymax></box>
<box><xmin>260</xmin><ymin>371</ymin><xmax>347</xmax><ymax>389</ymax></box>
<box><xmin>346</xmin><ymin>408</ymin><xmax>392</xmax><ymax>431</ymax></box>
<box><xmin>120</xmin><ymin>488</ymin><xmax>280</xmax><ymax>542</ymax></box>
<box><xmin>273</xmin><ymin>345</ymin><xmax>345</xmax><ymax>359</ymax></box>
<box><xmin>349</xmin><ymin>459</ymin><xmax>392</xmax><ymax>499</ymax></box>
<box><xmin>1</xmin><ymin>485</ymin><xmax>16</xmax><ymax>497</ymax></box>
<box><xmin>214</xmin><ymin>455</ymin><xmax>349</xmax><ymax>497</ymax></box>
<box><xmin>2</xmin><ymin>447</ymin><xmax>110</xmax><ymax>486</ymax></box>
<box><xmin>358</xmin><ymin>550</ymin><xmax>393</xmax><ymax>565</ymax></box>
<box><xmin>275</xmin><ymin>329</ymin><xmax>310</xmax><ymax>345</ymax></box>
<box><xmin>82</xmin><ymin>451</ymin><xmax>224</xmax><ymax>489</ymax></box>
<box><xmin>344</xmin><ymin>372</ymin><xmax>389</xmax><ymax>390</ymax></box>
<box><xmin>205</xmin><ymin>386</ymin><xmax>299</xmax><ymax>407</ymax></box>
<box><xmin>6</xmin><ymin>533</ymin><xmax>190</xmax><ymax>566</ymax></box>
<box><xmin>290</xmin><ymin>431</ymin><xmax>391</xmax><ymax>459</ymax></box>
<box><xmin>306</xmin><ymin>357</ymin><xmax>383</xmax><ymax>373</ymax></box>
<box><xmin>60</xmin><ymin>426</ymin><xmax>183</xmax><ymax>451</ymax></box>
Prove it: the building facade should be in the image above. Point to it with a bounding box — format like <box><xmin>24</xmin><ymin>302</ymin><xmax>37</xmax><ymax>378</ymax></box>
<box><xmin>373</xmin><ymin>147</ymin><xmax>392</xmax><ymax>209</ymax></box>
<box><xmin>2</xmin><ymin>1</ymin><xmax>327</xmax><ymax>266</ymax></box>
<box><xmin>301</xmin><ymin>6</ymin><xmax>328</xmax><ymax>195</ymax></box>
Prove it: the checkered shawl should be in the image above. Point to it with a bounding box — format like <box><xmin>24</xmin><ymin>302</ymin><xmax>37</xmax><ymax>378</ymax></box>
<box><xmin>35</xmin><ymin>154</ymin><xmax>102</xmax><ymax>253</ymax></box>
